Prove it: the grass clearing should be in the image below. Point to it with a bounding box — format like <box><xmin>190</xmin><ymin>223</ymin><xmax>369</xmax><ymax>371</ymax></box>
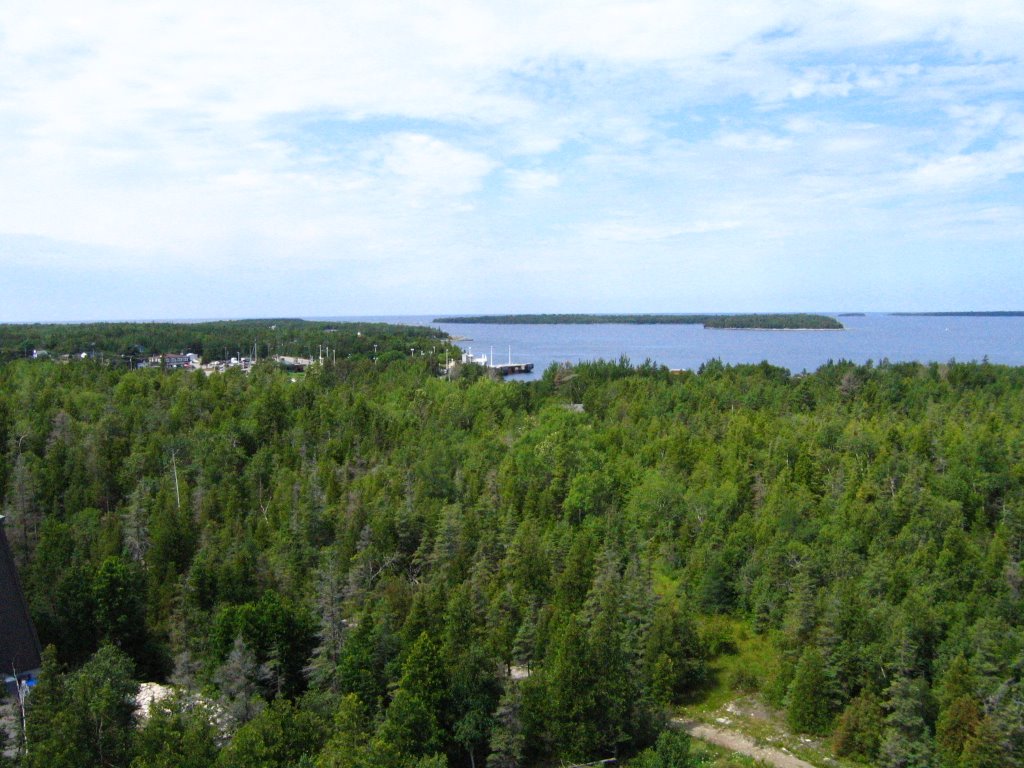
<box><xmin>689</xmin><ymin>740</ymin><xmax>775</xmax><ymax>767</ymax></box>
<box><xmin>672</xmin><ymin>617</ymin><xmax>867</xmax><ymax>768</ymax></box>
<box><xmin>683</xmin><ymin>616</ymin><xmax>779</xmax><ymax>714</ymax></box>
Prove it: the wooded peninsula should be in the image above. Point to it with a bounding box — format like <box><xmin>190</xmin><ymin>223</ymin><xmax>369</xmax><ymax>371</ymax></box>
<box><xmin>433</xmin><ymin>314</ymin><xmax>844</xmax><ymax>330</ymax></box>
<box><xmin>0</xmin><ymin>320</ymin><xmax>449</xmax><ymax>365</ymax></box>
<box><xmin>0</xmin><ymin>321</ymin><xmax>1021</xmax><ymax>768</ymax></box>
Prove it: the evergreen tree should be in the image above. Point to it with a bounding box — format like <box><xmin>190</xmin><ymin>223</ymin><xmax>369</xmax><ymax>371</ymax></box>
<box><xmin>376</xmin><ymin>633</ymin><xmax>448</xmax><ymax>758</ymax></box>
<box><xmin>378</xmin><ymin>688</ymin><xmax>443</xmax><ymax>757</ymax></box>
<box><xmin>881</xmin><ymin>673</ymin><xmax>934</xmax><ymax>768</ymax></box>
<box><xmin>93</xmin><ymin>555</ymin><xmax>149</xmax><ymax>663</ymax></box>
<box><xmin>216</xmin><ymin>698</ymin><xmax>328</xmax><ymax>768</ymax></box>
<box><xmin>832</xmin><ymin>691</ymin><xmax>884</xmax><ymax>762</ymax></box>
<box><xmin>935</xmin><ymin>695</ymin><xmax>981</xmax><ymax>767</ymax></box>
<box><xmin>486</xmin><ymin>681</ymin><xmax>525</xmax><ymax>768</ymax></box>
<box><xmin>336</xmin><ymin>612</ymin><xmax>388</xmax><ymax>712</ymax></box>
<box><xmin>630</xmin><ymin>729</ymin><xmax>694</xmax><ymax>768</ymax></box>
<box><xmin>786</xmin><ymin>646</ymin><xmax>834</xmax><ymax>735</ymax></box>
<box><xmin>959</xmin><ymin>714</ymin><xmax>1004</xmax><ymax>768</ymax></box>
<box><xmin>315</xmin><ymin>694</ymin><xmax>376</xmax><ymax>768</ymax></box>
<box><xmin>305</xmin><ymin>562</ymin><xmax>349</xmax><ymax>691</ymax></box>
<box><xmin>214</xmin><ymin>635</ymin><xmax>267</xmax><ymax>728</ymax></box>
<box><xmin>644</xmin><ymin>602</ymin><xmax>706</xmax><ymax>700</ymax></box>
<box><xmin>25</xmin><ymin>644</ymin><xmax>138</xmax><ymax>768</ymax></box>
<box><xmin>2</xmin><ymin>452</ymin><xmax>40</xmax><ymax>569</ymax></box>
<box><xmin>546</xmin><ymin>619</ymin><xmax>600</xmax><ymax>761</ymax></box>
<box><xmin>131</xmin><ymin>694</ymin><xmax>219</xmax><ymax>768</ymax></box>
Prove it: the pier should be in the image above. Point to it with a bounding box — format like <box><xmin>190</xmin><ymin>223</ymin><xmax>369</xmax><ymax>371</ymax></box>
<box><xmin>490</xmin><ymin>361</ymin><xmax>534</xmax><ymax>375</ymax></box>
<box><xmin>453</xmin><ymin>345</ymin><xmax>534</xmax><ymax>376</ymax></box>
<box><xmin>487</xmin><ymin>345</ymin><xmax>533</xmax><ymax>376</ymax></box>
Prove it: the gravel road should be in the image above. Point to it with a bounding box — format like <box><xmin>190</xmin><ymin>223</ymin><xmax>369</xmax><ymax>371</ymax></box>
<box><xmin>673</xmin><ymin>718</ymin><xmax>818</xmax><ymax>768</ymax></box>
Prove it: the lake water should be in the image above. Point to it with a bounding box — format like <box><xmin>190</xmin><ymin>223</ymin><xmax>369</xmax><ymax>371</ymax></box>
<box><xmin>323</xmin><ymin>314</ymin><xmax>1024</xmax><ymax>380</ymax></box>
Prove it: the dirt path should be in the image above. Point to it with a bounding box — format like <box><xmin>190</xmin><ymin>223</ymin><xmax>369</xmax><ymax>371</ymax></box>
<box><xmin>672</xmin><ymin>718</ymin><xmax>818</xmax><ymax>768</ymax></box>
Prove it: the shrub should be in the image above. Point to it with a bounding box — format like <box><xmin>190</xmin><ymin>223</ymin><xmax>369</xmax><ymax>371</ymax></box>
<box><xmin>700</xmin><ymin>617</ymin><xmax>737</xmax><ymax>657</ymax></box>
<box><xmin>728</xmin><ymin>667</ymin><xmax>760</xmax><ymax>693</ymax></box>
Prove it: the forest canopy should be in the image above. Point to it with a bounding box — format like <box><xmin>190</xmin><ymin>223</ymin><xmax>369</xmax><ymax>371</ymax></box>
<box><xmin>0</xmin><ymin>324</ymin><xmax>1021</xmax><ymax>767</ymax></box>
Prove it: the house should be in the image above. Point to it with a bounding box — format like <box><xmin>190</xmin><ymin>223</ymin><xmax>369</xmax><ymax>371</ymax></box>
<box><xmin>0</xmin><ymin>516</ymin><xmax>41</xmax><ymax>695</ymax></box>
<box><xmin>146</xmin><ymin>353</ymin><xmax>193</xmax><ymax>369</ymax></box>
<box><xmin>164</xmin><ymin>353</ymin><xmax>191</xmax><ymax>368</ymax></box>
<box><xmin>273</xmin><ymin>355</ymin><xmax>313</xmax><ymax>372</ymax></box>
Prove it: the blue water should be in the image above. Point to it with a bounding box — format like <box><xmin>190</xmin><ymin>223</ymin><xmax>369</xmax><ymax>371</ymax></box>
<box><xmin>320</xmin><ymin>315</ymin><xmax>1024</xmax><ymax>380</ymax></box>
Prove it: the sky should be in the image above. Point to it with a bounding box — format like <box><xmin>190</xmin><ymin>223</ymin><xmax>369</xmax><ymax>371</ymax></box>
<box><xmin>1</xmin><ymin>1</ymin><xmax>1023</xmax><ymax>321</ymax></box>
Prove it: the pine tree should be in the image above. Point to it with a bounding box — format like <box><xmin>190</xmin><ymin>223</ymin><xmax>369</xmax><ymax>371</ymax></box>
<box><xmin>511</xmin><ymin>608</ymin><xmax>537</xmax><ymax>672</ymax></box>
<box><xmin>880</xmin><ymin>673</ymin><xmax>933</xmax><ymax>768</ymax></box>
<box><xmin>935</xmin><ymin>695</ymin><xmax>981</xmax><ymax>767</ymax></box>
<box><xmin>305</xmin><ymin>561</ymin><xmax>349</xmax><ymax>691</ymax></box>
<box><xmin>122</xmin><ymin>481</ymin><xmax>152</xmax><ymax>564</ymax></box>
<box><xmin>832</xmin><ymin>691</ymin><xmax>884</xmax><ymax>761</ymax></box>
<box><xmin>216</xmin><ymin>698</ymin><xmax>329</xmax><ymax>768</ymax></box>
<box><xmin>377</xmin><ymin>632</ymin><xmax>449</xmax><ymax>759</ymax></box>
<box><xmin>132</xmin><ymin>693</ymin><xmax>219</xmax><ymax>768</ymax></box>
<box><xmin>487</xmin><ymin>682</ymin><xmax>525</xmax><ymax>768</ymax></box>
<box><xmin>378</xmin><ymin>688</ymin><xmax>443</xmax><ymax>757</ymax></box>
<box><xmin>936</xmin><ymin>654</ymin><xmax>976</xmax><ymax>710</ymax></box>
<box><xmin>546</xmin><ymin>619</ymin><xmax>600</xmax><ymax>761</ymax></box>
<box><xmin>316</xmin><ymin>694</ymin><xmax>371</xmax><ymax>768</ymax></box>
<box><xmin>2</xmin><ymin>452</ymin><xmax>39</xmax><ymax>569</ymax></box>
<box><xmin>782</xmin><ymin>566</ymin><xmax>818</xmax><ymax>646</ymax></box>
<box><xmin>92</xmin><ymin>555</ymin><xmax>149</xmax><ymax>661</ymax></box>
<box><xmin>25</xmin><ymin>645</ymin><xmax>138</xmax><ymax>768</ymax></box>
<box><xmin>214</xmin><ymin>635</ymin><xmax>267</xmax><ymax>728</ymax></box>
<box><xmin>397</xmin><ymin>632</ymin><xmax>448</xmax><ymax>718</ymax></box>
<box><xmin>959</xmin><ymin>714</ymin><xmax>1005</xmax><ymax>768</ymax></box>
<box><xmin>786</xmin><ymin>646</ymin><xmax>834</xmax><ymax>735</ymax></box>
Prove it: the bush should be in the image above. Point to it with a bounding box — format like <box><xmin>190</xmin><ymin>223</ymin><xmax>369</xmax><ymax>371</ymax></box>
<box><xmin>728</xmin><ymin>667</ymin><xmax>759</xmax><ymax>693</ymax></box>
<box><xmin>700</xmin><ymin>617</ymin><xmax>737</xmax><ymax>657</ymax></box>
<box><xmin>630</xmin><ymin>730</ymin><xmax>694</xmax><ymax>768</ymax></box>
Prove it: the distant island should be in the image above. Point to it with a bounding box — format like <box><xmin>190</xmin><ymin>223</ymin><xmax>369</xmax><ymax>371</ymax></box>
<box><xmin>890</xmin><ymin>311</ymin><xmax>1024</xmax><ymax>317</ymax></box>
<box><xmin>433</xmin><ymin>313</ymin><xmax>844</xmax><ymax>330</ymax></box>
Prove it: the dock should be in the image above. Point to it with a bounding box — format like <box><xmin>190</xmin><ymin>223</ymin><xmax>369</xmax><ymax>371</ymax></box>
<box><xmin>490</xmin><ymin>361</ymin><xmax>534</xmax><ymax>375</ymax></box>
<box><xmin>487</xmin><ymin>344</ymin><xmax>533</xmax><ymax>376</ymax></box>
<box><xmin>452</xmin><ymin>346</ymin><xmax>534</xmax><ymax>376</ymax></box>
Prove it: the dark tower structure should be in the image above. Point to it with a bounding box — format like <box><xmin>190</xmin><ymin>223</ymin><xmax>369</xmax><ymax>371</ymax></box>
<box><xmin>0</xmin><ymin>516</ymin><xmax>41</xmax><ymax>691</ymax></box>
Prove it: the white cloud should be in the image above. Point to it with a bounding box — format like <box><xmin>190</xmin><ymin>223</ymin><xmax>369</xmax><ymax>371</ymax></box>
<box><xmin>717</xmin><ymin>132</ymin><xmax>793</xmax><ymax>152</ymax></box>
<box><xmin>1</xmin><ymin>0</ymin><xmax>1023</xmax><ymax>316</ymax></box>
<box><xmin>587</xmin><ymin>219</ymin><xmax>741</xmax><ymax>243</ymax></box>
<box><xmin>908</xmin><ymin>142</ymin><xmax>1024</xmax><ymax>190</ymax></box>
<box><xmin>364</xmin><ymin>132</ymin><xmax>497</xmax><ymax>203</ymax></box>
<box><xmin>506</xmin><ymin>169</ymin><xmax>560</xmax><ymax>192</ymax></box>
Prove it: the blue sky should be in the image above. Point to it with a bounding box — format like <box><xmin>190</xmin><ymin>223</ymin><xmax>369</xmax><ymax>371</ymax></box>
<box><xmin>1</xmin><ymin>1</ymin><xmax>1022</xmax><ymax>321</ymax></box>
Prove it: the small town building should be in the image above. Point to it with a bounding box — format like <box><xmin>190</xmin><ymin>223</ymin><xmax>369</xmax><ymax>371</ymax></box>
<box><xmin>147</xmin><ymin>353</ymin><xmax>193</xmax><ymax>369</ymax></box>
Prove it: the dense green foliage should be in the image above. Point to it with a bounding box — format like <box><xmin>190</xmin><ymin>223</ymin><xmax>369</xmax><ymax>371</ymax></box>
<box><xmin>701</xmin><ymin>314</ymin><xmax>842</xmax><ymax>330</ymax></box>
<box><xmin>3</xmin><ymin>337</ymin><xmax>1024</xmax><ymax>766</ymax></box>
<box><xmin>0</xmin><ymin>319</ymin><xmax>450</xmax><ymax>365</ymax></box>
<box><xmin>434</xmin><ymin>314</ymin><xmax>844</xmax><ymax>329</ymax></box>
